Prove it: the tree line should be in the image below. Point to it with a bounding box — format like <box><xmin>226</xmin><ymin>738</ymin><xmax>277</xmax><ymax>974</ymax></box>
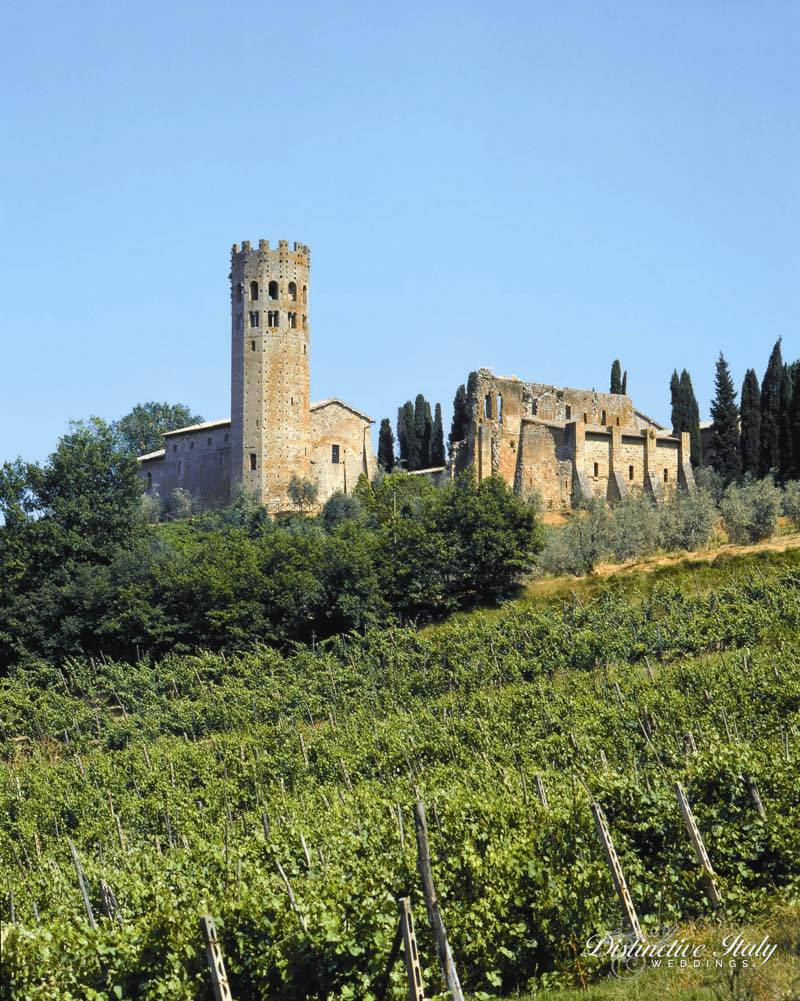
<box><xmin>0</xmin><ymin>420</ymin><xmax>542</xmax><ymax>669</ymax></box>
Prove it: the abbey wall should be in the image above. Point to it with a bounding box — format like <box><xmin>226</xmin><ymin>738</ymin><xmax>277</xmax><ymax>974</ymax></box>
<box><xmin>456</xmin><ymin>369</ymin><xmax>694</xmax><ymax>509</ymax></box>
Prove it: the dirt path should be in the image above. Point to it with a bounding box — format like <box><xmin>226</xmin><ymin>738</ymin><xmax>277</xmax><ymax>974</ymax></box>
<box><xmin>591</xmin><ymin>530</ymin><xmax>800</xmax><ymax>579</ymax></box>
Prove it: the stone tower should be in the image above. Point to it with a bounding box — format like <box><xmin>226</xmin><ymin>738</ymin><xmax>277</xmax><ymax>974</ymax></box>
<box><xmin>229</xmin><ymin>239</ymin><xmax>311</xmax><ymax>511</ymax></box>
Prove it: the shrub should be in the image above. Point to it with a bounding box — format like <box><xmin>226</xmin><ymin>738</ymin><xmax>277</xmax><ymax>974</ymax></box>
<box><xmin>538</xmin><ymin>500</ymin><xmax>612</xmax><ymax>576</ymax></box>
<box><xmin>659</xmin><ymin>485</ymin><xmax>717</xmax><ymax>551</ymax></box>
<box><xmin>783</xmin><ymin>480</ymin><xmax>800</xmax><ymax>530</ymax></box>
<box><xmin>606</xmin><ymin>494</ymin><xmax>660</xmax><ymax>562</ymax></box>
<box><xmin>720</xmin><ymin>476</ymin><xmax>782</xmax><ymax>544</ymax></box>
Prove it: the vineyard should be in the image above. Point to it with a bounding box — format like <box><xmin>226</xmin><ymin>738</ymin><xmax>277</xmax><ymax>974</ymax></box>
<box><xmin>2</xmin><ymin>556</ymin><xmax>800</xmax><ymax>999</ymax></box>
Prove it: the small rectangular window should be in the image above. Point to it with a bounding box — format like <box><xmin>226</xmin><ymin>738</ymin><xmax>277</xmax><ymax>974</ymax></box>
<box><xmin>629</xmin><ymin>465</ymin><xmax>635</xmax><ymax>481</ymax></box>
<box><xmin>664</xmin><ymin>468</ymin><xmax>669</xmax><ymax>482</ymax></box>
<box><xmin>565</xmin><ymin>405</ymin><xmax>571</xmax><ymax>420</ymax></box>
<box><xmin>251</xmin><ymin>340</ymin><xmax>256</xmax><ymax>351</ymax></box>
<box><xmin>601</xmin><ymin>410</ymin><xmax>607</xmax><ymax>425</ymax></box>
<box><xmin>249</xmin><ymin>311</ymin><xmax>259</xmax><ymax>328</ymax></box>
<box><xmin>593</xmin><ymin>462</ymin><xmax>599</xmax><ymax>477</ymax></box>
<box><xmin>224</xmin><ymin>433</ymin><xmax>229</xmax><ymax>442</ymax></box>
<box><xmin>207</xmin><ymin>437</ymin><xmax>212</xmax><ymax>445</ymax></box>
<box><xmin>331</xmin><ymin>444</ymin><xmax>340</xmax><ymax>464</ymax></box>
<box><xmin>583</xmin><ymin>413</ymin><xmax>588</xmax><ymax>423</ymax></box>
<box><xmin>249</xmin><ymin>453</ymin><xmax>257</xmax><ymax>470</ymax></box>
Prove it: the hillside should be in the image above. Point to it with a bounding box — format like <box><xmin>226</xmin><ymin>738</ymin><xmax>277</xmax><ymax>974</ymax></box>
<box><xmin>1</xmin><ymin>550</ymin><xmax>799</xmax><ymax>1000</ymax></box>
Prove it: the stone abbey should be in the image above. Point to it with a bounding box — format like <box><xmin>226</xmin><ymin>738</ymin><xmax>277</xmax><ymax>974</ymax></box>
<box><xmin>138</xmin><ymin>239</ymin><xmax>694</xmax><ymax>512</ymax></box>
<box><xmin>138</xmin><ymin>240</ymin><xmax>378</xmax><ymax>513</ymax></box>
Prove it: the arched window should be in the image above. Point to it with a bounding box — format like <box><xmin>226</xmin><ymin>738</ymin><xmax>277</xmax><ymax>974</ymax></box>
<box><xmin>288</xmin><ymin>281</ymin><xmax>297</xmax><ymax>301</ymax></box>
<box><xmin>235</xmin><ymin>283</ymin><xmax>243</xmax><ymax>302</ymax></box>
<box><xmin>484</xmin><ymin>394</ymin><xmax>492</xmax><ymax>419</ymax></box>
<box><xmin>250</xmin><ymin>280</ymin><xmax>259</xmax><ymax>300</ymax></box>
<box><xmin>268</xmin><ymin>280</ymin><xmax>279</xmax><ymax>300</ymax></box>
<box><xmin>302</xmin><ymin>284</ymin><xmax>307</xmax><ymax>302</ymax></box>
<box><xmin>302</xmin><ymin>314</ymin><xmax>307</xmax><ymax>329</ymax></box>
<box><xmin>288</xmin><ymin>311</ymin><xmax>297</xmax><ymax>329</ymax></box>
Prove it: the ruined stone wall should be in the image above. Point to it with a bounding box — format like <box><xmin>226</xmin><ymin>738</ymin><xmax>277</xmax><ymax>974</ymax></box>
<box><xmin>138</xmin><ymin>422</ymin><xmax>232</xmax><ymax>510</ymax></box>
<box><xmin>516</xmin><ymin>422</ymin><xmax>572</xmax><ymax>509</ymax></box>
<box><xmin>230</xmin><ymin>239</ymin><xmax>311</xmax><ymax>512</ymax></box>
<box><xmin>309</xmin><ymin>402</ymin><xmax>377</xmax><ymax>501</ymax></box>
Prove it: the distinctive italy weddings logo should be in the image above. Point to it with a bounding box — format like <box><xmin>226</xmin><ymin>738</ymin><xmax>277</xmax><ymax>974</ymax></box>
<box><xmin>585</xmin><ymin>927</ymin><xmax>778</xmax><ymax>980</ymax></box>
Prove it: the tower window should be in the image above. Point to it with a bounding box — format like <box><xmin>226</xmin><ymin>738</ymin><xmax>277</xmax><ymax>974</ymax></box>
<box><xmin>302</xmin><ymin>314</ymin><xmax>307</xmax><ymax>329</ymax></box>
<box><xmin>250</xmin><ymin>280</ymin><xmax>259</xmax><ymax>301</ymax></box>
<box><xmin>287</xmin><ymin>311</ymin><xmax>297</xmax><ymax>328</ymax></box>
<box><xmin>302</xmin><ymin>284</ymin><xmax>307</xmax><ymax>302</ymax></box>
<box><xmin>249</xmin><ymin>311</ymin><xmax>259</xmax><ymax>328</ymax></box>
<box><xmin>190</xmin><ymin>441</ymin><xmax>195</xmax><ymax>450</ymax></box>
<box><xmin>288</xmin><ymin>281</ymin><xmax>297</xmax><ymax>301</ymax></box>
<box><xmin>629</xmin><ymin>465</ymin><xmax>635</xmax><ymax>481</ymax></box>
<box><xmin>331</xmin><ymin>444</ymin><xmax>340</xmax><ymax>464</ymax></box>
<box><xmin>207</xmin><ymin>437</ymin><xmax>212</xmax><ymax>445</ymax></box>
<box><xmin>268</xmin><ymin>280</ymin><xmax>279</xmax><ymax>300</ymax></box>
<box><xmin>267</xmin><ymin>310</ymin><xmax>278</xmax><ymax>327</ymax></box>
<box><xmin>249</xmin><ymin>453</ymin><xmax>257</xmax><ymax>470</ymax></box>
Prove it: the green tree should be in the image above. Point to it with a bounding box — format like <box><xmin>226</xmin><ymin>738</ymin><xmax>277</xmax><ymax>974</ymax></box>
<box><xmin>759</xmin><ymin>338</ymin><xmax>783</xmax><ymax>476</ymax></box>
<box><xmin>621</xmin><ymin>370</ymin><xmax>628</xmax><ymax>395</ymax></box>
<box><xmin>778</xmin><ymin>364</ymin><xmax>794</xmax><ymax>481</ymax></box>
<box><xmin>448</xmin><ymin>384</ymin><xmax>470</xmax><ymax>456</ymax></box>
<box><xmin>708</xmin><ymin>353</ymin><xmax>741</xmax><ymax>484</ymax></box>
<box><xmin>739</xmin><ymin>368</ymin><xmax>761</xmax><ymax>476</ymax></box>
<box><xmin>412</xmin><ymin>394</ymin><xmax>430</xmax><ymax>470</ymax></box>
<box><xmin>287</xmin><ymin>475</ymin><xmax>319</xmax><ymax>513</ymax></box>
<box><xmin>396</xmin><ymin>402</ymin><xmax>414</xmax><ymax>468</ymax></box>
<box><xmin>610</xmin><ymin>360</ymin><xmax>622</xmax><ymax>394</ymax></box>
<box><xmin>114</xmin><ymin>402</ymin><xmax>203</xmax><ymax>455</ymax></box>
<box><xmin>669</xmin><ymin>370</ymin><xmax>683</xmax><ymax>434</ymax></box>
<box><xmin>678</xmin><ymin>369</ymin><xmax>701</xmax><ymax>467</ymax></box>
<box><xmin>792</xmin><ymin>364</ymin><xmax>800</xmax><ymax>481</ymax></box>
<box><xmin>431</xmin><ymin>403</ymin><xmax>445</xmax><ymax>466</ymax></box>
<box><xmin>377</xmin><ymin>418</ymin><xmax>395</xmax><ymax>471</ymax></box>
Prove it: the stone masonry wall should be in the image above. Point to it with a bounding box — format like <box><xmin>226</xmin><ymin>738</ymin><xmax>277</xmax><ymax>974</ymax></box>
<box><xmin>309</xmin><ymin>402</ymin><xmax>377</xmax><ymax>501</ymax></box>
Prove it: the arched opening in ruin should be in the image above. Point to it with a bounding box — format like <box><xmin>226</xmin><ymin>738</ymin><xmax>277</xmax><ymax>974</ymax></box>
<box><xmin>496</xmin><ymin>394</ymin><xmax>503</xmax><ymax>423</ymax></box>
<box><xmin>484</xmin><ymin>394</ymin><xmax>492</xmax><ymax>419</ymax></box>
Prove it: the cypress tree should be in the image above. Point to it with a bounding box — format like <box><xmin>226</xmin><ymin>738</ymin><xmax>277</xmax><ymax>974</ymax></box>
<box><xmin>610</xmin><ymin>360</ymin><xmax>622</xmax><ymax>394</ymax></box>
<box><xmin>791</xmin><ymin>363</ymin><xmax>800</xmax><ymax>482</ymax></box>
<box><xmin>448</xmin><ymin>383</ymin><xmax>469</xmax><ymax>455</ymax></box>
<box><xmin>679</xmin><ymin>369</ymin><xmax>701</xmax><ymax>467</ymax></box>
<box><xmin>739</xmin><ymin>369</ymin><xmax>761</xmax><ymax>477</ymax></box>
<box><xmin>669</xmin><ymin>370</ymin><xmax>682</xmax><ymax>434</ymax></box>
<box><xmin>396</xmin><ymin>401</ymin><xmax>414</xmax><ymax>468</ymax></box>
<box><xmin>708</xmin><ymin>353</ymin><xmax>741</xmax><ymax>484</ymax></box>
<box><xmin>621</xmin><ymin>370</ymin><xmax>628</xmax><ymax>395</ymax></box>
<box><xmin>759</xmin><ymin>339</ymin><xmax>783</xmax><ymax>476</ymax></box>
<box><xmin>423</xmin><ymin>400</ymin><xmax>433</xmax><ymax>468</ymax></box>
<box><xmin>412</xmin><ymin>394</ymin><xmax>428</xmax><ymax>470</ymax></box>
<box><xmin>778</xmin><ymin>364</ymin><xmax>794</xmax><ymax>481</ymax></box>
<box><xmin>377</xmin><ymin>418</ymin><xmax>395</xmax><ymax>471</ymax></box>
<box><xmin>431</xmin><ymin>403</ymin><xmax>445</xmax><ymax>466</ymax></box>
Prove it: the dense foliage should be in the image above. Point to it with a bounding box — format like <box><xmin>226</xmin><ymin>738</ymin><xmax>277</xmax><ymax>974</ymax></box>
<box><xmin>0</xmin><ymin>464</ymin><xmax>542</xmax><ymax>668</ymax></box>
<box><xmin>1</xmin><ymin>557</ymin><xmax>799</xmax><ymax>999</ymax></box>
<box><xmin>113</xmin><ymin>402</ymin><xmax>204</xmax><ymax>457</ymax></box>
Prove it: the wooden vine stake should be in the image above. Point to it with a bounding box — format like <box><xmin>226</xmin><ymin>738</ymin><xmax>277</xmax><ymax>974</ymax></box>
<box><xmin>590</xmin><ymin>803</ymin><xmax>642</xmax><ymax>939</ymax></box>
<box><xmin>67</xmin><ymin>839</ymin><xmax>96</xmax><ymax>929</ymax></box>
<box><xmin>397</xmin><ymin>895</ymin><xmax>427</xmax><ymax>1001</ymax></box>
<box><xmin>200</xmin><ymin>914</ymin><xmax>234</xmax><ymax>1001</ymax></box>
<box><xmin>413</xmin><ymin>799</ymin><xmax>464</xmax><ymax>1001</ymax></box>
<box><xmin>534</xmin><ymin>774</ymin><xmax>549</xmax><ymax>809</ymax></box>
<box><xmin>674</xmin><ymin>782</ymin><xmax>722</xmax><ymax>907</ymax></box>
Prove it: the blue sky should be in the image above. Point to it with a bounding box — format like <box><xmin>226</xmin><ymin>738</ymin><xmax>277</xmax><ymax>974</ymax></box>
<box><xmin>1</xmin><ymin>1</ymin><xmax>798</xmax><ymax>465</ymax></box>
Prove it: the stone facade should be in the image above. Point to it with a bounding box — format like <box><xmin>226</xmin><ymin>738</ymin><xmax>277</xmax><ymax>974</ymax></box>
<box><xmin>138</xmin><ymin>240</ymin><xmax>376</xmax><ymax>514</ymax></box>
<box><xmin>456</xmin><ymin>369</ymin><xmax>694</xmax><ymax>510</ymax></box>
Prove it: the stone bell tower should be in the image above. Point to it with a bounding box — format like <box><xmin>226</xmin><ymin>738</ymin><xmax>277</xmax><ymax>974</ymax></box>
<box><xmin>229</xmin><ymin>239</ymin><xmax>311</xmax><ymax>511</ymax></box>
